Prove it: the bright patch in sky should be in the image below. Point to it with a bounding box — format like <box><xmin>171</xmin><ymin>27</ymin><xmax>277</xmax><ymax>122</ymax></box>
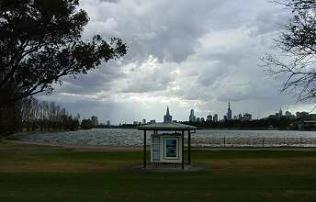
<box><xmin>39</xmin><ymin>0</ymin><xmax>315</xmax><ymax>124</ymax></box>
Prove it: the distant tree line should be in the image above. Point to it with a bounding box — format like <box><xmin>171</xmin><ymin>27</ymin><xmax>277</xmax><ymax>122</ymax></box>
<box><xmin>80</xmin><ymin>119</ymin><xmax>94</xmax><ymax>130</ymax></box>
<box><xmin>181</xmin><ymin>118</ymin><xmax>294</xmax><ymax>130</ymax></box>
<box><xmin>20</xmin><ymin>98</ymin><xmax>80</xmax><ymax>132</ymax></box>
<box><xmin>79</xmin><ymin>116</ymin><xmax>99</xmax><ymax>130</ymax></box>
<box><xmin>181</xmin><ymin>113</ymin><xmax>316</xmax><ymax>130</ymax></box>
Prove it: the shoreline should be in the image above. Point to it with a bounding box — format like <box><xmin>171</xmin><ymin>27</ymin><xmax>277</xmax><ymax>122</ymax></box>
<box><xmin>4</xmin><ymin>140</ymin><xmax>316</xmax><ymax>152</ymax></box>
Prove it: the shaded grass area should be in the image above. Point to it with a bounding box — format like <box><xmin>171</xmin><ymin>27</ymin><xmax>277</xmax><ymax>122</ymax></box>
<box><xmin>1</xmin><ymin>142</ymin><xmax>316</xmax><ymax>201</ymax></box>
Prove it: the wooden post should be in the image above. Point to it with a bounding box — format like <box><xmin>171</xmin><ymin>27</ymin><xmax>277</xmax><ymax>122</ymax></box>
<box><xmin>223</xmin><ymin>136</ymin><xmax>226</xmax><ymax>148</ymax></box>
<box><xmin>181</xmin><ymin>130</ymin><xmax>184</xmax><ymax>170</ymax></box>
<box><xmin>143</xmin><ymin>130</ymin><xmax>146</xmax><ymax>168</ymax></box>
<box><xmin>188</xmin><ymin>130</ymin><xmax>191</xmax><ymax>165</ymax></box>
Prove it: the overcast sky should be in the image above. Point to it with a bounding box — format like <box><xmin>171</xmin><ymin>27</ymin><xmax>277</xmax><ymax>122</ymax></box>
<box><xmin>39</xmin><ymin>0</ymin><xmax>315</xmax><ymax>124</ymax></box>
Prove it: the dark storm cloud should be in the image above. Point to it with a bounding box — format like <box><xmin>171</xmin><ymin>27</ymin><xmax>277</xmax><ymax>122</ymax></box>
<box><xmin>54</xmin><ymin>61</ymin><xmax>123</xmax><ymax>94</ymax></box>
<box><xmin>41</xmin><ymin>0</ymin><xmax>308</xmax><ymax>123</ymax></box>
<box><xmin>82</xmin><ymin>0</ymin><xmax>270</xmax><ymax>63</ymax></box>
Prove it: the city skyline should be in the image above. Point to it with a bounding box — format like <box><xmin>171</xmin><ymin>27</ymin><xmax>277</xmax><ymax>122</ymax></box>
<box><xmin>46</xmin><ymin>99</ymin><xmax>316</xmax><ymax>125</ymax></box>
<box><xmin>86</xmin><ymin>103</ymin><xmax>308</xmax><ymax>125</ymax></box>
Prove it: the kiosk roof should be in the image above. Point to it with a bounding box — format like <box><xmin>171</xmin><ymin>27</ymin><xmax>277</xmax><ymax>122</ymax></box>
<box><xmin>138</xmin><ymin>122</ymin><xmax>197</xmax><ymax>131</ymax></box>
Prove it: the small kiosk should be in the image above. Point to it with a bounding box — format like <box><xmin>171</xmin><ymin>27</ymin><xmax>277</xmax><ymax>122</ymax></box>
<box><xmin>138</xmin><ymin>122</ymin><xmax>196</xmax><ymax>170</ymax></box>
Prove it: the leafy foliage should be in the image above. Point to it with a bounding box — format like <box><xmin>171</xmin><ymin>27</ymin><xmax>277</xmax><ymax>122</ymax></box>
<box><xmin>0</xmin><ymin>0</ymin><xmax>127</xmax><ymax>105</ymax></box>
<box><xmin>80</xmin><ymin>119</ymin><xmax>94</xmax><ymax>129</ymax></box>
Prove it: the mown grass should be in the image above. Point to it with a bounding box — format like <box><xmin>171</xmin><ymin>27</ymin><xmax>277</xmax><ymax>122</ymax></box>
<box><xmin>1</xmin><ymin>142</ymin><xmax>316</xmax><ymax>202</ymax></box>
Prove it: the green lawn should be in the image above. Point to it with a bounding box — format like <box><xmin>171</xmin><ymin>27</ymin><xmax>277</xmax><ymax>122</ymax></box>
<box><xmin>1</xmin><ymin>142</ymin><xmax>316</xmax><ymax>202</ymax></box>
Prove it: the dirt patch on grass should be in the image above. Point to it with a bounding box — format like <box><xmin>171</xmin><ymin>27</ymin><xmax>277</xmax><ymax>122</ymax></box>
<box><xmin>0</xmin><ymin>161</ymin><xmax>130</xmax><ymax>172</ymax></box>
<box><xmin>206</xmin><ymin>157</ymin><xmax>316</xmax><ymax>174</ymax></box>
<box><xmin>131</xmin><ymin>164</ymin><xmax>209</xmax><ymax>173</ymax></box>
<box><xmin>5</xmin><ymin>140</ymin><xmax>143</xmax><ymax>152</ymax></box>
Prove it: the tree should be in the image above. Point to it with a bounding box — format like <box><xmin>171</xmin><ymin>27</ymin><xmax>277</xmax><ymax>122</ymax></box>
<box><xmin>80</xmin><ymin>119</ymin><xmax>93</xmax><ymax>130</ymax></box>
<box><xmin>0</xmin><ymin>0</ymin><xmax>126</xmax><ymax>106</ymax></box>
<box><xmin>264</xmin><ymin>0</ymin><xmax>316</xmax><ymax>101</ymax></box>
<box><xmin>20</xmin><ymin>97</ymin><xmax>80</xmax><ymax>131</ymax></box>
<box><xmin>0</xmin><ymin>0</ymin><xmax>126</xmax><ymax>135</ymax></box>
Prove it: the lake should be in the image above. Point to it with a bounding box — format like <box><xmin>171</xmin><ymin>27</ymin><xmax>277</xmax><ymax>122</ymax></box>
<box><xmin>13</xmin><ymin>128</ymin><xmax>316</xmax><ymax>147</ymax></box>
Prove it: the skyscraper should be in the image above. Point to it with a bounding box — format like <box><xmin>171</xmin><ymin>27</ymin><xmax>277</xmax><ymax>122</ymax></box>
<box><xmin>207</xmin><ymin>113</ymin><xmax>212</xmax><ymax>122</ymax></box>
<box><xmin>163</xmin><ymin>106</ymin><xmax>172</xmax><ymax>123</ymax></box>
<box><xmin>227</xmin><ymin>101</ymin><xmax>232</xmax><ymax>120</ymax></box>
<box><xmin>91</xmin><ymin>116</ymin><xmax>98</xmax><ymax>127</ymax></box>
<box><xmin>238</xmin><ymin>113</ymin><xmax>243</xmax><ymax>120</ymax></box>
<box><xmin>279</xmin><ymin>107</ymin><xmax>283</xmax><ymax>117</ymax></box>
<box><xmin>213</xmin><ymin>114</ymin><xmax>218</xmax><ymax>122</ymax></box>
<box><xmin>189</xmin><ymin>109</ymin><xmax>196</xmax><ymax>122</ymax></box>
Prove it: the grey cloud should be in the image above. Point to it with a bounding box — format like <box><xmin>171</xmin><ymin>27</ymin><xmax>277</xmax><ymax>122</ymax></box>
<box><xmin>53</xmin><ymin>60</ymin><xmax>123</xmax><ymax>94</ymax></box>
<box><xmin>197</xmin><ymin>63</ymin><xmax>229</xmax><ymax>87</ymax></box>
<box><xmin>100</xmin><ymin>0</ymin><xmax>117</xmax><ymax>3</ymax></box>
<box><xmin>39</xmin><ymin>0</ymin><xmax>303</xmax><ymax>123</ymax></box>
<box><xmin>119</xmin><ymin>68</ymin><xmax>176</xmax><ymax>93</ymax></box>
<box><xmin>82</xmin><ymin>0</ymin><xmax>272</xmax><ymax>63</ymax></box>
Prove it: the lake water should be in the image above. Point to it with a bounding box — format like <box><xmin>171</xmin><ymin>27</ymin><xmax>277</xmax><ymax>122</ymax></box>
<box><xmin>13</xmin><ymin>128</ymin><xmax>316</xmax><ymax>147</ymax></box>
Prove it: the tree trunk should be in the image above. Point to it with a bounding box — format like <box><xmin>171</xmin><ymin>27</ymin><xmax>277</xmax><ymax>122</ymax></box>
<box><xmin>0</xmin><ymin>102</ymin><xmax>22</xmax><ymax>136</ymax></box>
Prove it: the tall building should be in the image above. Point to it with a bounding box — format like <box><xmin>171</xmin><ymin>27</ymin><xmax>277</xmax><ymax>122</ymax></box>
<box><xmin>106</xmin><ymin>120</ymin><xmax>111</xmax><ymax>127</ymax></box>
<box><xmin>189</xmin><ymin>109</ymin><xmax>196</xmax><ymax>122</ymax></box>
<box><xmin>227</xmin><ymin>101</ymin><xmax>232</xmax><ymax>120</ymax></box>
<box><xmin>213</xmin><ymin>114</ymin><xmax>218</xmax><ymax>122</ymax></box>
<box><xmin>163</xmin><ymin>106</ymin><xmax>172</xmax><ymax>123</ymax></box>
<box><xmin>238</xmin><ymin>113</ymin><xmax>243</xmax><ymax>120</ymax></box>
<box><xmin>207</xmin><ymin>113</ymin><xmax>212</xmax><ymax>122</ymax></box>
<box><xmin>142</xmin><ymin>119</ymin><xmax>146</xmax><ymax>125</ymax></box>
<box><xmin>279</xmin><ymin>107</ymin><xmax>283</xmax><ymax>117</ymax></box>
<box><xmin>91</xmin><ymin>116</ymin><xmax>98</xmax><ymax>127</ymax></box>
<box><xmin>76</xmin><ymin>113</ymin><xmax>80</xmax><ymax>120</ymax></box>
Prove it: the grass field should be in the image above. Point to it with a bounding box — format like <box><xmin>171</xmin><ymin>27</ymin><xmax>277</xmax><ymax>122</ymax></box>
<box><xmin>1</xmin><ymin>142</ymin><xmax>316</xmax><ymax>202</ymax></box>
